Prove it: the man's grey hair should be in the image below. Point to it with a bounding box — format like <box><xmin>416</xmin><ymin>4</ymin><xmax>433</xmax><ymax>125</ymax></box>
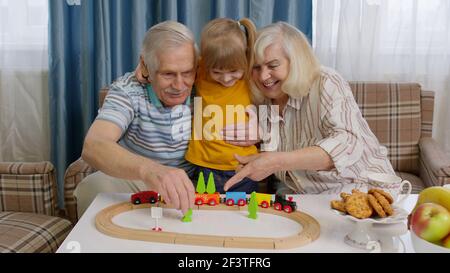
<box><xmin>141</xmin><ymin>21</ymin><xmax>199</xmax><ymax>73</ymax></box>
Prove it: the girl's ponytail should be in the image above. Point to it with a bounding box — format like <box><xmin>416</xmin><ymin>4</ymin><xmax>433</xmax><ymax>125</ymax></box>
<box><xmin>238</xmin><ymin>18</ymin><xmax>257</xmax><ymax>77</ymax></box>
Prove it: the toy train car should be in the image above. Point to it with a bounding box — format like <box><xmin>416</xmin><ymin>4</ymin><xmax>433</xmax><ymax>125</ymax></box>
<box><xmin>255</xmin><ymin>193</ymin><xmax>272</xmax><ymax>208</ymax></box>
<box><xmin>225</xmin><ymin>192</ymin><xmax>247</xmax><ymax>206</ymax></box>
<box><xmin>273</xmin><ymin>195</ymin><xmax>297</xmax><ymax>213</ymax></box>
<box><xmin>195</xmin><ymin>192</ymin><xmax>220</xmax><ymax>206</ymax></box>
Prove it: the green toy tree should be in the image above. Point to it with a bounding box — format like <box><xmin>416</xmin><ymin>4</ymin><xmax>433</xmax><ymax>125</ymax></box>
<box><xmin>206</xmin><ymin>172</ymin><xmax>216</xmax><ymax>194</ymax></box>
<box><xmin>181</xmin><ymin>208</ymin><xmax>193</xmax><ymax>223</ymax></box>
<box><xmin>196</xmin><ymin>172</ymin><xmax>206</xmax><ymax>194</ymax></box>
<box><xmin>248</xmin><ymin>191</ymin><xmax>258</xmax><ymax>219</ymax></box>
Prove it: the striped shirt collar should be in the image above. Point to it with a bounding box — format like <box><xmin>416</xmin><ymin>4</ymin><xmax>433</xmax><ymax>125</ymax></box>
<box><xmin>264</xmin><ymin>96</ymin><xmax>303</xmax><ymax>123</ymax></box>
<box><xmin>266</xmin><ymin>96</ymin><xmax>302</xmax><ymax>110</ymax></box>
<box><xmin>286</xmin><ymin>96</ymin><xmax>302</xmax><ymax>110</ymax></box>
<box><xmin>146</xmin><ymin>84</ymin><xmax>191</xmax><ymax>109</ymax></box>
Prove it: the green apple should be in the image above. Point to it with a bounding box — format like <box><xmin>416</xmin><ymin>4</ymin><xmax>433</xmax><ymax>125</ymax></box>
<box><xmin>411</xmin><ymin>203</ymin><xmax>450</xmax><ymax>243</ymax></box>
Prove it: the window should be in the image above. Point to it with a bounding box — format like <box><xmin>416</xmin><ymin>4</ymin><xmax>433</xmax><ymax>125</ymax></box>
<box><xmin>0</xmin><ymin>0</ymin><xmax>49</xmax><ymax>162</ymax></box>
<box><xmin>313</xmin><ymin>0</ymin><xmax>450</xmax><ymax>55</ymax></box>
<box><xmin>0</xmin><ymin>0</ymin><xmax>48</xmax><ymax>68</ymax></box>
<box><xmin>383</xmin><ymin>0</ymin><xmax>449</xmax><ymax>54</ymax></box>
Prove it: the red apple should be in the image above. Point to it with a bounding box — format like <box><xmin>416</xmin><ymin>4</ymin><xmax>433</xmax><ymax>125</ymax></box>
<box><xmin>411</xmin><ymin>203</ymin><xmax>450</xmax><ymax>243</ymax></box>
<box><xmin>443</xmin><ymin>233</ymin><xmax>450</xmax><ymax>249</ymax></box>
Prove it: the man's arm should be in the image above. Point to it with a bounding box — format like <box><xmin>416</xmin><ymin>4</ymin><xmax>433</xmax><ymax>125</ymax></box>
<box><xmin>82</xmin><ymin>120</ymin><xmax>195</xmax><ymax>213</ymax></box>
<box><xmin>82</xmin><ymin>120</ymin><xmax>149</xmax><ymax>180</ymax></box>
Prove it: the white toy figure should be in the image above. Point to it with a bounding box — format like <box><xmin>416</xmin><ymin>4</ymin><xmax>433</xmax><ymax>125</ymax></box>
<box><xmin>151</xmin><ymin>207</ymin><xmax>163</xmax><ymax>231</ymax></box>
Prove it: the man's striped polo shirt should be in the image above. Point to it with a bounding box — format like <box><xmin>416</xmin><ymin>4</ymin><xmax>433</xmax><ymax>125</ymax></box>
<box><xmin>96</xmin><ymin>72</ymin><xmax>193</xmax><ymax>172</ymax></box>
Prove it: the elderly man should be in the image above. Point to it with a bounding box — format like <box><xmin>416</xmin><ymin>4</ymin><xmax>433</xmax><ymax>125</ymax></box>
<box><xmin>74</xmin><ymin>21</ymin><xmax>198</xmax><ymax>217</ymax></box>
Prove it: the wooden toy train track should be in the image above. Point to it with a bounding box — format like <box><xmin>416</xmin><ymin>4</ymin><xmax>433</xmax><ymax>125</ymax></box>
<box><xmin>95</xmin><ymin>202</ymin><xmax>320</xmax><ymax>249</ymax></box>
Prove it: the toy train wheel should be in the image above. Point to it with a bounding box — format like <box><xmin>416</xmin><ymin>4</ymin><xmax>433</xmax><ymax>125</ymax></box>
<box><xmin>149</xmin><ymin>197</ymin><xmax>156</xmax><ymax>204</ymax></box>
<box><xmin>208</xmin><ymin>199</ymin><xmax>217</xmax><ymax>206</ymax></box>
<box><xmin>195</xmin><ymin>198</ymin><xmax>203</xmax><ymax>205</ymax></box>
<box><xmin>283</xmin><ymin>205</ymin><xmax>293</xmax><ymax>213</ymax></box>
<box><xmin>133</xmin><ymin>198</ymin><xmax>141</xmax><ymax>205</ymax></box>
<box><xmin>226</xmin><ymin>199</ymin><xmax>234</xmax><ymax>206</ymax></box>
<box><xmin>237</xmin><ymin>199</ymin><xmax>246</xmax><ymax>206</ymax></box>
<box><xmin>261</xmin><ymin>201</ymin><xmax>269</xmax><ymax>208</ymax></box>
<box><xmin>273</xmin><ymin>203</ymin><xmax>282</xmax><ymax>211</ymax></box>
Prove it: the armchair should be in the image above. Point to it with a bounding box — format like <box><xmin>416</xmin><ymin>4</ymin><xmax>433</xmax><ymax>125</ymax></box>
<box><xmin>0</xmin><ymin>162</ymin><xmax>72</xmax><ymax>253</ymax></box>
<box><xmin>349</xmin><ymin>83</ymin><xmax>449</xmax><ymax>191</ymax></box>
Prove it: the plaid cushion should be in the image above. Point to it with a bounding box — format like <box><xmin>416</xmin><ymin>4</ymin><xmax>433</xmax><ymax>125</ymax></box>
<box><xmin>420</xmin><ymin>91</ymin><xmax>434</xmax><ymax>138</ymax></box>
<box><xmin>0</xmin><ymin>212</ymin><xmax>72</xmax><ymax>253</ymax></box>
<box><xmin>419</xmin><ymin>157</ymin><xmax>444</xmax><ymax>188</ymax></box>
<box><xmin>0</xmin><ymin>162</ymin><xmax>58</xmax><ymax>216</ymax></box>
<box><xmin>64</xmin><ymin>158</ymin><xmax>96</xmax><ymax>224</ymax></box>
<box><xmin>419</xmin><ymin>138</ymin><xmax>450</xmax><ymax>187</ymax></box>
<box><xmin>349</xmin><ymin>83</ymin><xmax>423</xmax><ymax>175</ymax></box>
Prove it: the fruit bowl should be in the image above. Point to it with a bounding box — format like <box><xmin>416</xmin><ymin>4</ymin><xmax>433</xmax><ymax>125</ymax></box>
<box><xmin>410</xmin><ymin>230</ymin><xmax>450</xmax><ymax>253</ymax></box>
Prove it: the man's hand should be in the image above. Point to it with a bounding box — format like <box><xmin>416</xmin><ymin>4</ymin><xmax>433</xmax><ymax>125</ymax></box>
<box><xmin>224</xmin><ymin>153</ymin><xmax>279</xmax><ymax>191</ymax></box>
<box><xmin>140</xmin><ymin>165</ymin><xmax>195</xmax><ymax>214</ymax></box>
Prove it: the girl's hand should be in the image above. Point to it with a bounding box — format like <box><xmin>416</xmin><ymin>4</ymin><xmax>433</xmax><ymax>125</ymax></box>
<box><xmin>221</xmin><ymin>122</ymin><xmax>261</xmax><ymax>147</ymax></box>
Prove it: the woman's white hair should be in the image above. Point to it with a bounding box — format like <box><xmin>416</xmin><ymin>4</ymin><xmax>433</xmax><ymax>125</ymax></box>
<box><xmin>141</xmin><ymin>21</ymin><xmax>199</xmax><ymax>73</ymax></box>
<box><xmin>250</xmin><ymin>22</ymin><xmax>321</xmax><ymax>104</ymax></box>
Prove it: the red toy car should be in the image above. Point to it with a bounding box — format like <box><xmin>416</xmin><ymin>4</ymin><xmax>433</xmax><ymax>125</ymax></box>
<box><xmin>131</xmin><ymin>191</ymin><xmax>159</xmax><ymax>205</ymax></box>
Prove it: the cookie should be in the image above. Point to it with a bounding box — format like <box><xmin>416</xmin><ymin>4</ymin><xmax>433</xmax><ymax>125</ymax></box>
<box><xmin>373</xmin><ymin>192</ymin><xmax>394</xmax><ymax>216</ymax></box>
<box><xmin>367</xmin><ymin>193</ymin><xmax>387</xmax><ymax>218</ymax></box>
<box><xmin>351</xmin><ymin>189</ymin><xmax>365</xmax><ymax>195</ymax></box>
<box><xmin>331</xmin><ymin>200</ymin><xmax>347</xmax><ymax>213</ymax></box>
<box><xmin>340</xmin><ymin>192</ymin><xmax>351</xmax><ymax>201</ymax></box>
<box><xmin>368</xmin><ymin>188</ymin><xmax>394</xmax><ymax>204</ymax></box>
<box><xmin>344</xmin><ymin>193</ymin><xmax>373</xmax><ymax>219</ymax></box>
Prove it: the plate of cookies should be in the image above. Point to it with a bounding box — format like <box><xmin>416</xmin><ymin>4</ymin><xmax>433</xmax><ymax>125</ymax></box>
<box><xmin>330</xmin><ymin>189</ymin><xmax>409</xmax><ymax>224</ymax></box>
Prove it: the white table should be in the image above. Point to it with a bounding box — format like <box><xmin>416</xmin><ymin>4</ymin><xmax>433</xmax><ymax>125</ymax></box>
<box><xmin>57</xmin><ymin>193</ymin><xmax>417</xmax><ymax>253</ymax></box>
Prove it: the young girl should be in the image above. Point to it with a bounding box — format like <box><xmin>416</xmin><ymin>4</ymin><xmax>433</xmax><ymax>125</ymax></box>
<box><xmin>184</xmin><ymin>18</ymin><xmax>259</xmax><ymax>193</ymax></box>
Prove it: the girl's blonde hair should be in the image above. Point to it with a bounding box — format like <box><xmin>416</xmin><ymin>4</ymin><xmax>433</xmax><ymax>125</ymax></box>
<box><xmin>200</xmin><ymin>18</ymin><xmax>256</xmax><ymax>79</ymax></box>
<box><xmin>250</xmin><ymin>22</ymin><xmax>321</xmax><ymax>104</ymax></box>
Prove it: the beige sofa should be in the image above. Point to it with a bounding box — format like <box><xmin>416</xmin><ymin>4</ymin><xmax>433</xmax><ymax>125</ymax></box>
<box><xmin>63</xmin><ymin>83</ymin><xmax>450</xmax><ymax>224</ymax></box>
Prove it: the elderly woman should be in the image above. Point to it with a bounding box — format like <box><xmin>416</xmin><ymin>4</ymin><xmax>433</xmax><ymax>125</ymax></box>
<box><xmin>224</xmin><ymin>22</ymin><xmax>395</xmax><ymax>194</ymax></box>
